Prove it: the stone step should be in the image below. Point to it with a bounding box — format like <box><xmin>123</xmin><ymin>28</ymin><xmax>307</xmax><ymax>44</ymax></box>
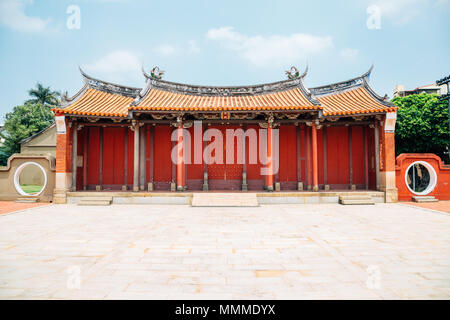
<box><xmin>340</xmin><ymin>199</ymin><xmax>375</xmax><ymax>205</ymax></box>
<box><xmin>15</xmin><ymin>197</ymin><xmax>39</xmax><ymax>203</ymax></box>
<box><xmin>339</xmin><ymin>195</ymin><xmax>374</xmax><ymax>205</ymax></box>
<box><xmin>339</xmin><ymin>195</ymin><xmax>372</xmax><ymax>201</ymax></box>
<box><xmin>413</xmin><ymin>196</ymin><xmax>438</xmax><ymax>203</ymax></box>
<box><xmin>191</xmin><ymin>193</ymin><xmax>258</xmax><ymax>207</ymax></box>
<box><xmin>78</xmin><ymin>198</ymin><xmax>112</xmax><ymax>206</ymax></box>
<box><xmin>78</xmin><ymin>196</ymin><xmax>113</xmax><ymax>201</ymax></box>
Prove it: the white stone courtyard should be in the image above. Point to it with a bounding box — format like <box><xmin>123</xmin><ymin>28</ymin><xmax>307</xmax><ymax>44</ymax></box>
<box><xmin>0</xmin><ymin>203</ymin><xmax>449</xmax><ymax>299</ymax></box>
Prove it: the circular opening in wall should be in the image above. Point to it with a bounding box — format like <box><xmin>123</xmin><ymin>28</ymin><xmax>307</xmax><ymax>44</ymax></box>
<box><xmin>404</xmin><ymin>161</ymin><xmax>437</xmax><ymax>196</ymax></box>
<box><xmin>14</xmin><ymin>162</ymin><xmax>47</xmax><ymax>197</ymax></box>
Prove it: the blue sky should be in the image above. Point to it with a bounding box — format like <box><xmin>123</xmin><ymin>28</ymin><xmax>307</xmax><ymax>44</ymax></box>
<box><xmin>0</xmin><ymin>0</ymin><xmax>449</xmax><ymax>119</ymax></box>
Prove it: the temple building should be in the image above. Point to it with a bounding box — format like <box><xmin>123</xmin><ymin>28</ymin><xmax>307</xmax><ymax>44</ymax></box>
<box><xmin>51</xmin><ymin>66</ymin><xmax>398</xmax><ymax>203</ymax></box>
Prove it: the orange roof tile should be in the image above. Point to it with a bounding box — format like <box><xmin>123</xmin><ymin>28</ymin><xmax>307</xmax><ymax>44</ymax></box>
<box><xmin>53</xmin><ymin>88</ymin><xmax>133</xmax><ymax>117</ymax></box>
<box><xmin>132</xmin><ymin>87</ymin><xmax>317</xmax><ymax>112</ymax></box>
<box><xmin>318</xmin><ymin>87</ymin><xmax>397</xmax><ymax>116</ymax></box>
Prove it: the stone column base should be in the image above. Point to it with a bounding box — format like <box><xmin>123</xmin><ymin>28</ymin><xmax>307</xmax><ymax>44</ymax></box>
<box><xmin>324</xmin><ymin>184</ymin><xmax>330</xmax><ymax>191</ymax></box>
<box><xmin>297</xmin><ymin>182</ymin><xmax>303</xmax><ymax>191</ymax></box>
<box><xmin>274</xmin><ymin>182</ymin><xmax>281</xmax><ymax>192</ymax></box>
<box><xmin>53</xmin><ymin>188</ymin><xmax>68</xmax><ymax>204</ymax></box>
<box><xmin>381</xmin><ymin>187</ymin><xmax>398</xmax><ymax>203</ymax></box>
<box><xmin>122</xmin><ymin>185</ymin><xmax>127</xmax><ymax>191</ymax></box>
<box><xmin>203</xmin><ymin>172</ymin><xmax>209</xmax><ymax>191</ymax></box>
<box><xmin>147</xmin><ymin>182</ymin><xmax>153</xmax><ymax>191</ymax></box>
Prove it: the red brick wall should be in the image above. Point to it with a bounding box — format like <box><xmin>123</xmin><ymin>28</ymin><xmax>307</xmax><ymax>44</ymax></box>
<box><xmin>56</xmin><ymin>123</ymin><xmax>72</xmax><ymax>173</ymax></box>
<box><xmin>396</xmin><ymin>153</ymin><xmax>450</xmax><ymax>201</ymax></box>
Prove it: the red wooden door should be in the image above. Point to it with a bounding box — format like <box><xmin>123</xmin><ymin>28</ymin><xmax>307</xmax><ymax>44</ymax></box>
<box><xmin>207</xmin><ymin>126</ymin><xmax>243</xmax><ymax>190</ymax></box>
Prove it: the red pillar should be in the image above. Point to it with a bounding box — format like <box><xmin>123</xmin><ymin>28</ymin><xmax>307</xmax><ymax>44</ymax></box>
<box><xmin>176</xmin><ymin>125</ymin><xmax>185</xmax><ymax>191</ymax></box>
<box><xmin>306</xmin><ymin>126</ymin><xmax>312</xmax><ymax>190</ymax></box>
<box><xmin>266</xmin><ymin>124</ymin><xmax>274</xmax><ymax>191</ymax></box>
<box><xmin>311</xmin><ymin>121</ymin><xmax>319</xmax><ymax>191</ymax></box>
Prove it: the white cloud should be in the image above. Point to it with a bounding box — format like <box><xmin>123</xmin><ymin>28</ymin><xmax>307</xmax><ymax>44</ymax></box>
<box><xmin>188</xmin><ymin>40</ymin><xmax>200</xmax><ymax>54</ymax></box>
<box><xmin>369</xmin><ymin>0</ymin><xmax>448</xmax><ymax>25</ymax></box>
<box><xmin>154</xmin><ymin>44</ymin><xmax>176</xmax><ymax>56</ymax></box>
<box><xmin>206</xmin><ymin>27</ymin><xmax>333</xmax><ymax>66</ymax></box>
<box><xmin>0</xmin><ymin>0</ymin><xmax>50</xmax><ymax>33</ymax></box>
<box><xmin>340</xmin><ymin>48</ymin><xmax>359</xmax><ymax>60</ymax></box>
<box><xmin>84</xmin><ymin>50</ymin><xmax>142</xmax><ymax>84</ymax></box>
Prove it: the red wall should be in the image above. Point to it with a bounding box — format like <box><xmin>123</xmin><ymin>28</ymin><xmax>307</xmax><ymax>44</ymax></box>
<box><xmin>75</xmin><ymin>123</ymin><xmax>372</xmax><ymax>191</ymax></box>
<box><xmin>278</xmin><ymin>125</ymin><xmax>298</xmax><ymax>183</ymax></box>
<box><xmin>396</xmin><ymin>153</ymin><xmax>450</xmax><ymax>201</ymax></box>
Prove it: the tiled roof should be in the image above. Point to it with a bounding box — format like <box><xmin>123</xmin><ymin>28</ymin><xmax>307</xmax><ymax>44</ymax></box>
<box><xmin>53</xmin><ymin>88</ymin><xmax>133</xmax><ymax>117</ymax></box>
<box><xmin>317</xmin><ymin>87</ymin><xmax>397</xmax><ymax>116</ymax></box>
<box><xmin>131</xmin><ymin>87</ymin><xmax>317</xmax><ymax>112</ymax></box>
<box><xmin>53</xmin><ymin>66</ymin><xmax>396</xmax><ymax>118</ymax></box>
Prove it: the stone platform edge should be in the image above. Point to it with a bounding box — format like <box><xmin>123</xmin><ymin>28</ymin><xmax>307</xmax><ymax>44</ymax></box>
<box><xmin>66</xmin><ymin>191</ymin><xmax>386</xmax><ymax>205</ymax></box>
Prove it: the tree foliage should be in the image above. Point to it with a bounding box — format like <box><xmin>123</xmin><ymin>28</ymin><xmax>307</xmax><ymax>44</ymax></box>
<box><xmin>0</xmin><ymin>103</ymin><xmax>54</xmax><ymax>165</ymax></box>
<box><xmin>392</xmin><ymin>93</ymin><xmax>449</xmax><ymax>162</ymax></box>
<box><xmin>27</xmin><ymin>82</ymin><xmax>60</xmax><ymax>106</ymax></box>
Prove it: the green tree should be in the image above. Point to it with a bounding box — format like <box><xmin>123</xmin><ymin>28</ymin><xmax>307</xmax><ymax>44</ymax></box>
<box><xmin>27</xmin><ymin>82</ymin><xmax>60</xmax><ymax>106</ymax></box>
<box><xmin>392</xmin><ymin>93</ymin><xmax>449</xmax><ymax>162</ymax></box>
<box><xmin>0</xmin><ymin>103</ymin><xmax>54</xmax><ymax>165</ymax></box>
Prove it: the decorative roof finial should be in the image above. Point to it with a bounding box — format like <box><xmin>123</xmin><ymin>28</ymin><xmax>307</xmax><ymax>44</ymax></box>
<box><xmin>150</xmin><ymin>66</ymin><xmax>164</xmax><ymax>80</ymax></box>
<box><xmin>285</xmin><ymin>66</ymin><xmax>300</xmax><ymax>80</ymax></box>
<box><xmin>362</xmin><ymin>64</ymin><xmax>374</xmax><ymax>81</ymax></box>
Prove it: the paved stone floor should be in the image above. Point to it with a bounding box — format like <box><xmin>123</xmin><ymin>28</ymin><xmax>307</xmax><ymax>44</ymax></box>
<box><xmin>0</xmin><ymin>203</ymin><xmax>449</xmax><ymax>300</ymax></box>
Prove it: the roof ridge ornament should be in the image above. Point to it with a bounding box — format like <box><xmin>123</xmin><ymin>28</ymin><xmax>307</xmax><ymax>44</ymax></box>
<box><xmin>150</xmin><ymin>66</ymin><xmax>164</xmax><ymax>79</ymax></box>
<box><xmin>285</xmin><ymin>66</ymin><xmax>300</xmax><ymax>80</ymax></box>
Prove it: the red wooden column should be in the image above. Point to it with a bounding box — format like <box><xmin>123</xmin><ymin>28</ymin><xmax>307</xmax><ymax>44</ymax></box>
<box><xmin>83</xmin><ymin>127</ymin><xmax>89</xmax><ymax>190</ymax></box>
<box><xmin>176</xmin><ymin>119</ymin><xmax>185</xmax><ymax>191</ymax></box>
<box><xmin>363</xmin><ymin>126</ymin><xmax>369</xmax><ymax>190</ymax></box>
<box><xmin>311</xmin><ymin>121</ymin><xmax>319</xmax><ymax>192</ymax></box>
<box><xmin>305</xmin><ymin>125</ymin><xmax>312</xmax><ymax>190</ymax></box>
<box><xmin>266</xmin><ymin>118</ymin><xmax>274</xmax><ymax>191</ymax></box>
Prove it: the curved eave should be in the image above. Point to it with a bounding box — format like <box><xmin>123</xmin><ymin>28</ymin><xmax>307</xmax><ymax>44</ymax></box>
<box><xmin>51</xmin><ymin>107</ymin><xmax>129</xmax><ymax>118</ymax></box>
<box><xmin>323</xmin><ymin>107</ymin><xmax>398</xmax><ymax>117</ymax></box>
